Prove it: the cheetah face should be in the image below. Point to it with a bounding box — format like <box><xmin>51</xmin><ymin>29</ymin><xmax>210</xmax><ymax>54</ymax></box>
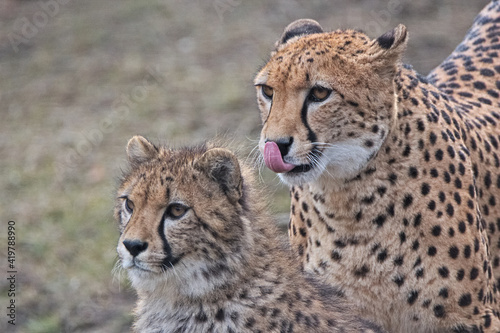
<box><xmin>115</xmin><ymin>136</ymin><xmax>245</xmax><ymax>295</ymax></box>
<box><xmin>255</xmin><ymin>20</ymin><xmax>407</xmax><ymax>185</ymax></box>
<box><xmin>116</xmin><ymin>193</ymin><xmax>187</xmax><ymax>279</ymax></box>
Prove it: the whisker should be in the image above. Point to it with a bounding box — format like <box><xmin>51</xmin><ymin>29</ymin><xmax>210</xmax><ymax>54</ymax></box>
<box><xmin>308</xmin><ymin>149</ymin><xmax>335</xmax><ymax>179</ymax></box>
<box><xmin>258</xmin><ymin>157</ymin><xmax>267</xmax><ymax>183</ymax></box>
<box><xmin>244</xmin><ymin>136</ymin><xmax>261</xmax><ymax>143</ymax></box>
<box><xmin>310</xmin><ymin>141</ymin><xmax>339</xmax><ymax>148</ymax></box>
<box><xmin>163</xmin><ymin>261</ymin><xmax>179</xmax><ymax>278</ymax></box>
<box><xmin>245</xmin><ymin>144</ymin><xmax>261</xmax><ymax>165</ymax></box>
<box><xmin>272</xmin><ymin>173</ymin><xmax>283</xmax><ymax>184</ymax></box>
<box><xmin>246</xmin><ymin>144</ymin><xmax>267</xmax><ymax>182</ymax></box>
<box><xmin>112</xmin><ymin>259</ymin><xmax>126</xmax><ymax>292</ymax></box>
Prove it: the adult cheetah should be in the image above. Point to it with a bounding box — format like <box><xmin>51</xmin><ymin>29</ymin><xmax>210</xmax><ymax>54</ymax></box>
<box><xmin>254</xmin><ymin>2</ymin><xmax>500</xmax><ymax>332</ymax></box>
<box><xmin>115</xmin><ymin>136</ymin><xmax>383</xmax><ymax>332</ymax></box>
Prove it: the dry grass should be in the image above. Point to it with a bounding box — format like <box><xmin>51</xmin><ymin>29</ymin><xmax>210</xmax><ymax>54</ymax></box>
<box><xmin>0</xmin><ymin>0</ymin><xmax>488</xmax><ymax>331</ymax></box>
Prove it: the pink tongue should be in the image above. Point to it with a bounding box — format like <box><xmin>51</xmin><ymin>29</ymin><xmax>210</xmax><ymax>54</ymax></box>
<box><xmin>264</xmin><ymin>141</ymin><xmax>295</xmax><ymax>173</ymax></box>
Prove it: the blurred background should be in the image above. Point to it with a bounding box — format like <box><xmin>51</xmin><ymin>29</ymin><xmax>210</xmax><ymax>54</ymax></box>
<box><xmin>0</xmin><ymin>0</ymin><xmax>489</xmax><ymax>332</ymax></box>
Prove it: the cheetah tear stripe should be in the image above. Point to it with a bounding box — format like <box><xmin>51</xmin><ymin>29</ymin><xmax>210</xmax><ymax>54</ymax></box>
<box><xmin>264</xmin><ymin>141</ymin><xmax>295</xmax><ymax>173</ymax></box>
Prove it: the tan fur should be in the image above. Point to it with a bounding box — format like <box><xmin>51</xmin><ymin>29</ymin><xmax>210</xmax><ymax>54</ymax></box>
<box><xmin>114</xmin><ymin>136</ymin><xmax>383</xmax><ymax>333</ymax></box>
<box><xmin>255</xmin><ymin>2</ymin><xmax>500</xmax><ymax>332</ymax></box>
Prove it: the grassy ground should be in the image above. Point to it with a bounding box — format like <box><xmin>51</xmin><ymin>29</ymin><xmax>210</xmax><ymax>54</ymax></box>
<box><xmin>0</xmin><ymin>0</ymin><xmax>489</xmax><ymax>331</ymax></box>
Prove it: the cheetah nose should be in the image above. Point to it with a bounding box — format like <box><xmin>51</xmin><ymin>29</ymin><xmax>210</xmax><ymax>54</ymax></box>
<box><xmin>123</xmin><ymin>239</ymin><xmax>148</xmax><ymax>257</ymax></box>
<box><xmin>264</xmin><ymin>140</ymin><xmax>295</xmax><ymax>173</ymax></box>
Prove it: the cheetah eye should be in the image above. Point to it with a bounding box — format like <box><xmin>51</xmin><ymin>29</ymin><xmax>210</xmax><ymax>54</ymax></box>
<box><xmin>124</xmin><ymin>198</ymin><xmax>134</xmax><ymax>214</ymax></box>
<box><xmin>261</xmin><ymin>85</ymin><xmax>274</xmax><ymax>100</ymax></box>
<box><xmin>166</xmin><ymin>203</ymin><xmax>189</xmax><ymax>219</ymax></box>
<box><xmin>308</xmin><ymin>86</ymin><xmax>331</xmax><ymax>102</ymax></box>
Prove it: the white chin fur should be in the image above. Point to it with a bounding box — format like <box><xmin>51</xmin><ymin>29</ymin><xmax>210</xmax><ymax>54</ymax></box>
<box><xmin>127</xmin><ymin>268</ymin><xmax>161</xmax><ymax>291</ymax></box>
<box><xmin>126</xmin><ymin>259</ymin><xmax>232</xmax><ymax>298</ymax></box>
<box><xmin>279</xmin><ymin>139</ymin><xmax>380</xmax><ymax>186</ymax></box>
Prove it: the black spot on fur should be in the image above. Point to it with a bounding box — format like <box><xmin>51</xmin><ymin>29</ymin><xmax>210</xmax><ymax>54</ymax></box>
<box><xmin>439</xmin><ymin>288</ymin><xmax>449</xmax><ymax>298</ymax></box>
<box><xmin>393</xmin><ymin>275</ymin><xmax>405</xmax><ymax>287</ymax></box>
<box><xmin>435</xmin><ymin>149</ymin><xmax>444</xmax><ymax>161</ymax></box>
<box><xmin>458</xmin><ymin>293</ymin><xmax>472</xmax><ymax>307</ymax></box>
<box><xmin>480</xmin><ymin>68</ymin><xmax>495</xmax><ymax>77</ymax></box>
<box><xmin>407</xmin><ymin>290</ymin><xmax>418</xmax><ymax>305</ymax></box>
<box><xmin>215</xmin><ymin>309</ymin><xmax>225</xmax><ymax>321</ymax></box>
<box><xmin>399</xmin><ymin>231</ymin><xmax>406</xmax><ymax>244</ymax></box>
<box><xmin>409</xmin><ymin>167</ymin><xmax>418</xmax><ymax>178</ymax></box>
<box><xmin>464</xmin><ymin>245</ymin><xmax>471</xmax><ymax>259</ymax></box>
<box><xmin>403</xmin><ymin>145</ymin><xmax>411</xmax><ymax>157</ymax></box>
<box><xmin>331</xmin><ymin>250</ymin><xmax>342</xmax><ymax>261</ymax></box>
<box><xmin>403</xmin><ymin>194</ymin><xmax>413</xmax><ymax>208</ymax></box>
<box><xmin>458</xmin><ymin>221</ymin><xmax>466</xmax><ymax>233</ymax></box>
<box><xmin>394</xmin><ymin>255</ymin><xmax>404</xmax><ymax>266</ymax></box>
<box><xmin>431</xmin><ymin>225</ymin><xmax>442</xmax><ymax>236</ymax></box>
<box><xmin>421</xmin><ymin>183</ymin><xmax>430</xmax><ymax>195</ymax></box>
<box><xmin>377</xmin><ymin>249</ymin><xmax>388</xmax><ymax>262</ymax></box>
<box><xmin>373</xmin><ymin>214</ymin><xmax>387</xmax><ymax>227</ymax></box>
<box><xmin>417</xmin><ymin>119</ymin><xmax>425</xmax><ymax>131</ymax></box>
<box><xmin>449</xmin><ymin>246</ymin><xmax>459</xmax><ymax>259</ymax></box>
<box><xmin>388</xmin><ymin>173</ymin><xmax>398</xmax><ymax>184</ymax></box>
<box><xmin>413</xmin><ymin>213</ymin><xmax>422</xmax><ymax>227</ymax></box>
<box><xmin>433</xmin><ymin>305</ymin><xmax>446</xmax><ymax>318</ymax></box>
<box><xmin>354</xmin><ymin>265</ymin><xmax>370</xmax><ymax>277</ymax></box>
<box><xmin>470</xmin><ymin>267</ymin><xmax>479</xmax><ymax>280</ymax></box>
<box><xmin>195</xmin><ymin>311</ymin><xmax>208</xmax><ymax>322</ymax></box>
<box><xmin>438</xmin><ymin>266</ymin><xmax>449</xmax><ymax>278</ymax></box>
<box><xmin>446</xmin><ymin>204</ymin><xmax>454</xmax><ymax>217</ymax></box>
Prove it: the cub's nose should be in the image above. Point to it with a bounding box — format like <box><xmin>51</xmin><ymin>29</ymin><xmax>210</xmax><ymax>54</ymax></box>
<box><xmin>123</xmin><ymin>239</ymin><xmax>148</xmax><ymax>257</ymax></box>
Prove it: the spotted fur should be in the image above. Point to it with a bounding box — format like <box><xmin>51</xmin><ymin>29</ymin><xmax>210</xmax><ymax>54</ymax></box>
<box><xmin>254</xmin><ymin>2</ymin><xmax>500</xmax><ymax>332</ymax></box>
<box><xmin>114</xmin><ymin>136</ymin><xmax>383</xmax><ymax>333</ymax></box>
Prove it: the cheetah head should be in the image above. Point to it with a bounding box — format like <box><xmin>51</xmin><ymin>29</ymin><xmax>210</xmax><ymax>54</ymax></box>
<box><xmin>255</xmin><ymin>19</ymin><xmax>408</xmax><ymax>185</ymax></box>
<box><xmin>115</xmin><ymin>136</ymin><xmax>249</xmax><ymax>296</ymax></box>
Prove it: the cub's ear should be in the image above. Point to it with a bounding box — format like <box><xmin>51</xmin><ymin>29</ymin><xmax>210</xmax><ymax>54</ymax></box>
<box><xmin>194</xmin><ymin>148</ymin><xmax>242</xmax><ymax>203</ymax></box>
<box><xmin>126</xmin><ymin>135</ymin><xmax>158</xmax><ymax>167</ymax></box>
<box><xmin>276</xmin><ymin>19</ymin><xmax>323</xmax><ymax>49</ymax></box>
<box><xmin>362</xmin><ymin>24</ymin><xmax>408</xmax><ymax>80</ymax></box>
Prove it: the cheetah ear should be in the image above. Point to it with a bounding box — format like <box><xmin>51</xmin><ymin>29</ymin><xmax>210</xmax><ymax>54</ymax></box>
<box><xmin>276</xmin><ymin>19</ymin><xmax>323</xmax><ymax>49</ymax></box>
<box><xmin>195</xmin><ymin>148</ymin><xmax>243</xmax><ymax>203</ymax></box>
<box><xmin>363</xmin><ymin>24</ymin><xmax>408</xmax><ymax>80</ymax></box>
<box><xmin>126</xmin><ymin>135</ymin><xmax>158</xmax><ymax>167</ymax></box>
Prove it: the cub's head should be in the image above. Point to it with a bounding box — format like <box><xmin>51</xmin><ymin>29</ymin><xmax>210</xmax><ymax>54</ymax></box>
<box><xmin>115</xmin><ymin>136</ymin><xmax>249</xmax><ymax>295</ymax></box>
<box><xmin>255</xmin><ymin>19</ymin><xmax>408</xmax><ymax>185</ymax></box>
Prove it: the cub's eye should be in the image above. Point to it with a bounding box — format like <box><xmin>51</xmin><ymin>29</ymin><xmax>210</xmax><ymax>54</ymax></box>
<box><xmin>124</xmin><ymin>198</ymin><xmax>134</xmax><ymax>214</ymax></box>
<box><xmin>166</xmin><ymin>203</ymin><xmax>188</xmax><ymax>219</ymax></box>
<box><xmin>261</xmin><ymin>85</ymin><xmax>274</xmax><ymax>100</ymax></box>
<box><xmin>308</xmin><ymin>86</ymin><xmax>331</xmax><ymax>102</ymax></box>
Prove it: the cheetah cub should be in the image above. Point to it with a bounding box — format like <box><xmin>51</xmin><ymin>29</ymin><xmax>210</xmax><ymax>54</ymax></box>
<box><xmin>115</xmin><ymin>135</ymin><xmax>383</xmax><ymax>333</ymax></box>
